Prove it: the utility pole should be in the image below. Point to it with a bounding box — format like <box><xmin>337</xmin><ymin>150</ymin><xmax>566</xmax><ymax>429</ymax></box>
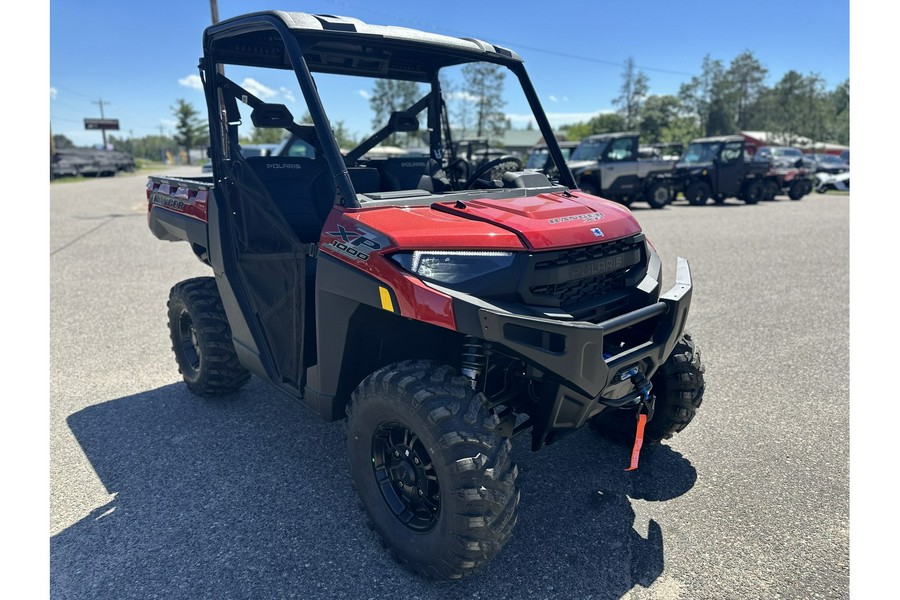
<box><xmin>92</xmin><ymin>98</ymin><xmax>111</xmax><ymax>149</ymax></box>
<box><xmin>210</xmin><ymin>0</ymin><xmax>219</xmax><ymax>24</ymax></box>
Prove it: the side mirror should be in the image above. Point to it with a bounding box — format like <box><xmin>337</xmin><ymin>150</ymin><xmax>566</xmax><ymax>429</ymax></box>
<box><xmin>250</xmin><ymin>103</ymin><xmax>295</xmax><ymax>128</ymax></box>
<box><xmin>388</xmin><ymin>111</ymin><xmax>419</xmax><ymax>132</ymax></box>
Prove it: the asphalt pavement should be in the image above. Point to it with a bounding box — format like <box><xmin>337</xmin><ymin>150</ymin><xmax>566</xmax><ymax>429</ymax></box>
<box><xmin>49</xmin><ymin>169</ymin><xmax>849</xmax><ymax>599</ymax></box>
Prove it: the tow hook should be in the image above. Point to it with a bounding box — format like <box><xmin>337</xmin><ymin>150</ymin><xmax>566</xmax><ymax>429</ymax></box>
<box><xmin>630</xmin><ymin>372</ymin><xmax>655</xmax><ymax>423</ymax></box>
<box><xmin>595</xmin><ymin>371</ymin><xmax>656</xmax><ymax>411</ymax></box>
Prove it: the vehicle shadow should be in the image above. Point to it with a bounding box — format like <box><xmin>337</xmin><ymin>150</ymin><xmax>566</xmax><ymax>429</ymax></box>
<box><xmin>52</xmin><ymin>381</ymin><xmax>696</xmax><ymax>600</ymax></box>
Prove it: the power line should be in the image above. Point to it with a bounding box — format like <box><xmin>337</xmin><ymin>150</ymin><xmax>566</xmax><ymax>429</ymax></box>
<box><xmin>319</xmin><ymin>0</ymin><xmax>698</xmax><ymax>77</ymax></box>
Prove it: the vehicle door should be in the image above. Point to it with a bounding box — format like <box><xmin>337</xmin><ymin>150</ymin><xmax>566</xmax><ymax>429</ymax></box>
<box><xmin>600</xmin><ymin>136</ymin><xmax>640</xmax><ymax>194</ymax></box>
<box><xmin>715</xmin><ymin>141</ymin><xmax>745</xmax><ymax>196</ymax></box>
<box><xmin>206</xmin><ymin>69</ymin><xmax>325</xmax><ymax>395</ymax></box>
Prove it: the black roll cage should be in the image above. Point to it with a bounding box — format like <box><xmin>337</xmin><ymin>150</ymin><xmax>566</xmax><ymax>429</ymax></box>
<box><xmin>200</xmin><ymin>11</ymin><xmax>577</xmax><ymax>210</ymax></box>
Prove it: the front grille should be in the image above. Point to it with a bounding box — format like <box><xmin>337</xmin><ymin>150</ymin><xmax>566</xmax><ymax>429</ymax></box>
<box><xmin>532</xmin><ymin>236</ymin><xmax>641</xmax><ymax>270</ymax></box>
<box><xmin>530</xmin><ymin>271</ymin><xmax>627</xmax><ymax>305</ymax></box>
<box><xmin>524</xmin><ymin>235</ymin><xmax>645</xmax><ymax>309</ymax></box>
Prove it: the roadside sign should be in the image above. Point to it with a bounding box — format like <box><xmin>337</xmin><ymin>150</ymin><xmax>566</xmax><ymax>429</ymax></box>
<box><xmin>84</xmin><ymin>118</ymin><xmax>120</xmax><ymax>130</ymax></box>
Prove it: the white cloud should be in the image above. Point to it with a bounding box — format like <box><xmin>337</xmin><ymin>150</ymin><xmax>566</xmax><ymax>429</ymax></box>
<box><xmin>549</xmin><ymin>95</ymin><xmax>558</xmax><ymax>103</ymax></box>
<box><xmin>241</xmin><ymin>78</ymin><xmax>277</xmax><ymax>99</ymax></box>
<box><xmin>50</xmin><ymin>87</ymin><xmax>58</xmax><ymax>100</ymax></box>
<box><xmin>279</xmin><ymin>87</ymin><xmax>296</xmax><ymax>103</ymax></box>
<box><xmin>358</xmin><ymin>89</ymin><xmax>371</xmax><ymax>99</ymax></box>
<box><xmin>446</xmin><ymin>90</ymin><xmax>481</xmax><ymax>103</ymax></box>
<box><xmin>178</xmin><ymin>74</ymin><xmax>204</xmax><ymax>90</ymax></box>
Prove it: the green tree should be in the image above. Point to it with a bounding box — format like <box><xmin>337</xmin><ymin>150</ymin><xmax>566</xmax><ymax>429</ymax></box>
<box><xmin>369</xmin><ymin>79</ymin><xmax>423</xmax><ymax>146</ymax></box>
<box><xmin>171</xmin><ymin>98</ymin><xmax>207</xmax><ymax>165</ymax></box>
<box><xmin>613</xmin><ymin>58</ymin><xmax>650</xmax><ymax>130</ymax></box>
<box><xmin>109</xmin><ymin>134</ymin><xmax>176</xmax><ymax>162</ymax></box>
<box><xmin>331</xmin><ymin>120</ymin><xmax>357</xmax><ymax>149</ymax></box>
<box><xmin>724</xmin><ymin>51</ymin><xmax>768</xmax><ymax>131</ymax></box>
<box><xmin>825</xmin><ymin>79</ymin><xmax>850</xmax><ymax>144</ymax></box>
<box><xmin>242</xmin><ymin>127</ymin><xmax>284</xmax><ymax>145</ymax></box>
<box><xmin>639</xmin><ymin>95</ymin><xmax>681</xmax><ymax>143</ymax></box>
<box><xmin>563</xmin><ymin>113</ymin><xmax>627</xmax><ymax>141</ymax></box>
<box><xmin>679</xmin><ymin>55</ymin><xmax>733</xmax><ymax>136</ymax></box>
<box><xmin>462</xmin><ymin>62</ymin><xmax>507</xmax><ymax>139</ymax></box>
<box><xmin>763</xmin><ymin>70</ymin><xmax>827</xmax><ymax>144</ymax></box>
<box><xmin>52</xmin><ymin>134</ymin><xmax>75</xmax><ymax>150</ymax></box>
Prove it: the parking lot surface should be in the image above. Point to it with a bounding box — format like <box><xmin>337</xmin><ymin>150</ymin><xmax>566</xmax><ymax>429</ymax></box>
<box><xmin>50</xmin><ymin>169</ymin><xmax>849</xmax><ymax>599</ymax></box>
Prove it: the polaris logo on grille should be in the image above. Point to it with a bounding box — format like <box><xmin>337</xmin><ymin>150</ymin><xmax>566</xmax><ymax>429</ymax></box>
<box><xmin>569</xmin><ymin>255</ymin><xmax>624</xmax><ymax>278</ymax></box>
<box><xmin>591</xmin><ymin>227</ymin><xmax>604</xmax><ymax>237</ymax></box>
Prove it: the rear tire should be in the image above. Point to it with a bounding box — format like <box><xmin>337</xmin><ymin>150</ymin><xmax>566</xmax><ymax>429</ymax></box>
<box><xmin>684</xmin><ymin>181</ymin><xmax>711</xmax><ymax>206</ymax></box>
<box><xmin>167</xmin><ymin>277</ymin><xmax>250</xmax><ymax>396</ymax></box>
<box><xmin>788</xmin><ymin>180</ymin><xmax>806</xmax><ymax>200</ymax></box>
<box><xmin>741</xmin><ymin>180</ymin><xmax>763</xmax><ymax>205</ymax></box>
<box><xmin>762</xmin><ymin>180</ymin><xmax>779</xmax><ymax>201</ymax></box>
<box><xmin>346</xmin><ymin>360</ymin><xmax>520</xmax><ymax>580</ymax></box>
<box><xmin>590</xmin><ymin>332</ymin><xmax>705</xmax><ymax>445</ymax></box>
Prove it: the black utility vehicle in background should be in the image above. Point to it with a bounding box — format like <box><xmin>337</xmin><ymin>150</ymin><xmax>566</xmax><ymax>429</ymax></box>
<box><xmin>673</xmin><ymin>135</ymin><xmax>774</xmax><ymax>205</ymax></box>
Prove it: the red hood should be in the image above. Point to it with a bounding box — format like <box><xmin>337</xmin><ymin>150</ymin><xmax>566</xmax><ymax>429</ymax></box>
<box><xmin>339</xmin><ymin>191</ymin><xmax>642</xmax><ymax>251</ymax></box>
<box><xmin>429</xmin><ymin>190</ymin><xmax>641</xmax><ymax>249</ymax></box>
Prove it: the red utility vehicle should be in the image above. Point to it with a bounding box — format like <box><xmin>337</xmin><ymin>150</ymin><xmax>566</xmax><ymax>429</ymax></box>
<box><xmin>148</xmin><ymin>10</ymin><xmax>705</xmax><ymax>580</ymax></box>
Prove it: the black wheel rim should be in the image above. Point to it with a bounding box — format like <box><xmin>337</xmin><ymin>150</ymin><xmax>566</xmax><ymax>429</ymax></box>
<box><xmin>372</xmin><ymin>422</ymin><xmax>440</xmax><ymax>532</ymax></box>
<box><xmin>177</xmin><ymin>310</ymin><xmax>201</xmax><ymax>373</ymax></box>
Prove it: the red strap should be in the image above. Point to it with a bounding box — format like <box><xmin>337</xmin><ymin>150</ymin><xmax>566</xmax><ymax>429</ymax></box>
<box><xmin>625</xmin><ymin>413</ymin><xmax>647</xmax><ymax>471</ymax></box>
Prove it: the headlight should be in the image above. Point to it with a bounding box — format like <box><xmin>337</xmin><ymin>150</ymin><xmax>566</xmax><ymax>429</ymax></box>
<box><xmin>391</xmin><ymin>250</ymin><xmax>515</xmax><ymax>284</ymax></box>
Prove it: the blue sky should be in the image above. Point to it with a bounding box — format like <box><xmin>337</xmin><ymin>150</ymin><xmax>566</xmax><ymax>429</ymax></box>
<box><xmin>49</xmin><ymin>0</ymin><xmax>851</xmax><ymax>147</ymax></box>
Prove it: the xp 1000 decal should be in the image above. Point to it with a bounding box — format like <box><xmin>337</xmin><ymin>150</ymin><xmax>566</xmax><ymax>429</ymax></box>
<box><xmin>325</xmin><ymin>223</ymin><xmax>385</xmax><ymax>262</ymax></box>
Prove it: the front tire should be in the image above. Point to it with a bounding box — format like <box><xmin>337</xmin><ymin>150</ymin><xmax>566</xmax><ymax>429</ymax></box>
<box><xmin>590</xmin><ymin>333</ymin><xmax>705</xmax><ymax>445</ymax></box>
<box><xmin>167</xmin><ymin>277</ymin><xmax>250</xmax><ymax>396</ymax></box>
<box><xmin>684</xmin><ymin>181</ymin><xmax>711</xmax><ymax>206</ymax></box>
<box><xmin>788</xmin><ymin>180</ymin><xmax>806</xmax><ymax>200</ymax></box>
<box><xmin>346</xmin><ymin>360</ymin><xmax>520</xmax><ymax>580</ymax></box>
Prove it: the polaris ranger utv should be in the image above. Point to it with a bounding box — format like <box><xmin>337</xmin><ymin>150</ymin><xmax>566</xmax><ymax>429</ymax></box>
<box><xmin>148</xmin><ymin>10</ymin><xmax>705</xmax><ymax>581</ymax></box>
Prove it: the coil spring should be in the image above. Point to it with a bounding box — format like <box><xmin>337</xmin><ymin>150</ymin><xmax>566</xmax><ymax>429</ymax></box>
<box><xmin>460</xmin><ymin>336</ymin><xmax>487</xmax><ymax>386</ymax></box>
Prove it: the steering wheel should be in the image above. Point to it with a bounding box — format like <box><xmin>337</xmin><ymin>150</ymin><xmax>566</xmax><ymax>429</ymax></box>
<box><xmin>445</xmin><ymin>156</ymin><xmax>471</xmax><ymax>185</ymax></box>
<box><xmin>464</xmin><ymin>155</ymin><xmax>524</xmax><ymax>189</ymax></box>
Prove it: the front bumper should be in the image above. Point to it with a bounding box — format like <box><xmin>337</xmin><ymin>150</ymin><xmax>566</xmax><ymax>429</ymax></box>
<box><xmin>479</xmin><ymin>257</ymin><xmax>691</xmax><ymax>395</ymax></box>
<box><xmin>442</xmin><ymin>257</ymin><xmax>692</xmax><ymax>448</ymax></box>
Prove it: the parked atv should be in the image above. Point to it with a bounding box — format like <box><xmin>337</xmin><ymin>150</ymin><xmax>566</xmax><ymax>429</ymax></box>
<box><xmin>752</xmin><ymin>146</ymin><xmax>816</xmax><ymax>200</ymax></box>
<box><xmin>147</xmin><ymin>9</ymin><xmax>705</xmax><ymax>581</ymax></box>
<box><xmin>672</xmin><ymin>136</ymin><xmax>771</xmax><ymax>205</ymax></box>
<box><xmin>568</xmin><ymin>132</ymin><xmax>676</xmax><ymax>209</ymax></box>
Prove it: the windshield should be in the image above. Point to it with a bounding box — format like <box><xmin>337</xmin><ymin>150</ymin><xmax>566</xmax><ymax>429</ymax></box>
<box><xmin>208</xmin><ymin>19</ymin><xmax>576</xmax><ymax>206</ymax></box>
<box><xmin>570</xmin><ymin>140</ymin><xmax>608</xmax><ymax>161</ymax></box>
<box><xmin>773</xmin><ymin>148</ymin><xmax>803</xmax><ymax>159</ymax></box>
<box><xmin>682</xmin><ymin>142</ymin><xmax>720</xmax><ymax>164</ymax></box>
<box><xmin>526</xmin><ymin>147</ymin><xmax>550</xmax><ymax>169</ymax></box>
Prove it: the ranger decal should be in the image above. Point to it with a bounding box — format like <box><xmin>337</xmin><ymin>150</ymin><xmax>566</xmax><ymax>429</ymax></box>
<box><xmin>548</xmin><ymin>212</ymin><xmax>604</xmax><ymax>225</ymax></box>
